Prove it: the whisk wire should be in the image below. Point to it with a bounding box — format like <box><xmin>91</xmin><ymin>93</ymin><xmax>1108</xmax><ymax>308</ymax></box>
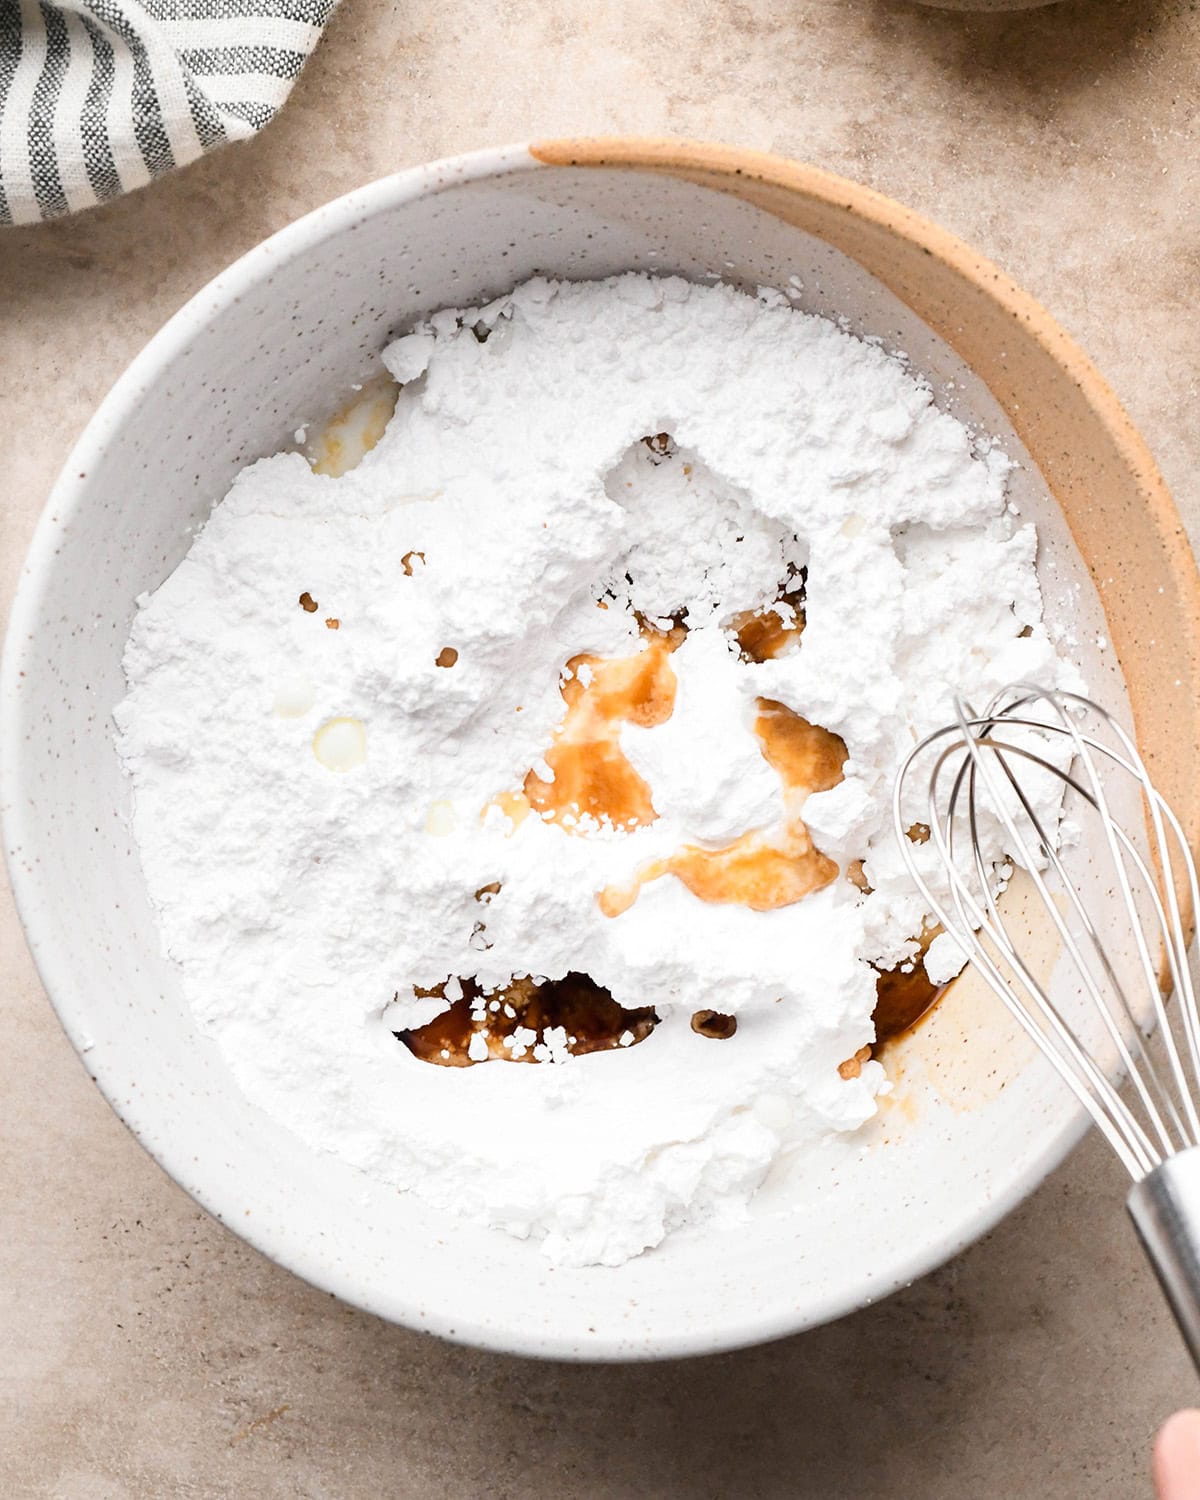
<box><xmin>1044</xmin><ymin>698</ymin><xmax>1192</xmax><ymax>1141</ymax></box>
<box><xmin>1008</xmin><ymin>688</ymin><xmax>1200</xmax><ymax>1155</ymax></box>
<box><xmin>895</xmin><ymin>685</ymin><xmax>1200</xmax><ymax>1186</ymax></box>
<box><xmin>958</xmin><ymin>703</ymin><xmax>1200</xmax><ymax>1104</ymax></box>
<box><xmin>912</xmin><ymin>734</ymin><xmax>1158</xmax><ymax>1178</ymax></box>
<box><xmin>962</xmin><ymin>714</ymin><xmax>1192</xmax><ymax>1161</ymax></box>
<box><xmin>943</xmin><ymin>713</ymin><xmax>1170</xmax><ymax>1165</ymax></box>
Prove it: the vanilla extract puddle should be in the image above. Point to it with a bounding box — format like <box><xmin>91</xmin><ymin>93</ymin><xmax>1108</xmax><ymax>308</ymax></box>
<box><xmin>520</xmin><ymin>619</ymin><xmax>685</xmax><ymax>833</ymax></box>
<box><xmin>398</xmin><ymin>963</ymin><xmax>948</xmax><ymax>1068</ymax></box>
<box><xmin>595</xmin><ymin>686</ymin><xmax>848</xmax><ymax>918</ymax></box>
<box><xmin>397</xmin><ymin>973</ymin><xmax>659</xmax><ymax>1066</ymax></box>
<box><xmin>729</xmin><ymin>576</ymin><xmax>807</xmax><ymax>663</ymax></box>
<box><xmin>872</xmin><ymin>958</ymin><xmax>948</xmax><ymax>1046</ymax></box>
<box><xmin>401</xmin><ymin>583</ymin><xmax>951</xmax><ymax>1069</ymax></box>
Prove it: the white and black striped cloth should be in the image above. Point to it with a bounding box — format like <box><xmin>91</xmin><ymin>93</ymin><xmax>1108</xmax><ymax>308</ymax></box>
<box><xmin>0</xmin><ymin>0</ymin><xmax>336</xmax><ymax>225</ymax></box>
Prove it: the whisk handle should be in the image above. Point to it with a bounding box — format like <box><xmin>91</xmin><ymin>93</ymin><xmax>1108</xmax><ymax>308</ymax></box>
<box><xmin>1128</xmin><ymin>1149</ymin><xmax>1200</xmax><ymax>1376</ymax></box>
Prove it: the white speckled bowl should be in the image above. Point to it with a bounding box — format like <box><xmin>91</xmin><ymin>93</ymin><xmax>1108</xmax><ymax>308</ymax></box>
<box><xmin>6</xmin><ymin>141</ymin><xmax>1200</xmax><ymax>1361</ymax></box>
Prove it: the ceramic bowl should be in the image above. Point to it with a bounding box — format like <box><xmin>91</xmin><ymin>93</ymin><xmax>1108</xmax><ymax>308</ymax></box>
<box><xmin>5</xmin><ymin>140</ymin><xmax>1199</xmax><ymax>1360</ymax></box>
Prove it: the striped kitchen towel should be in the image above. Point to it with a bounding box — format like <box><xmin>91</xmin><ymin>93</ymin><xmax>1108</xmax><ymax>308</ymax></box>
<box><xmin>0</xmin><ymin>0</ymin><xmax>337</xmax><ymax>226</ymax></box>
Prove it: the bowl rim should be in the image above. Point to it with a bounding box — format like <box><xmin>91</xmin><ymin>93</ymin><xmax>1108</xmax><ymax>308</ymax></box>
<box><xmin>4</xmin><ymin>137</ymin><xmax>1194</xmax><ymax>1361</ymax></box>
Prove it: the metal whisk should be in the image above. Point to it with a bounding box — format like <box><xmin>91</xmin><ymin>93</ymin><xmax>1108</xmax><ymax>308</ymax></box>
<box><xmin>894</xmin><ymin>684</ymin><xmax>1200</xmax><ymax>1370</ymax></box>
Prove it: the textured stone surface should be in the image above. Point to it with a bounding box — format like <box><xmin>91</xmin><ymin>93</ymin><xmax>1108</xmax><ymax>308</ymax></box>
<box><xmin>3</xmin><ymin>0</ymin><xmax>1200</xmax><ymax>1493</ymax></box>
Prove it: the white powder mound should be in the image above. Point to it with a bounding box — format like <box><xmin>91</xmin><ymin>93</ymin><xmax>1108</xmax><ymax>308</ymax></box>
<box><xmin>114</xmin><ymin>274</ymin><xmax>1081</xmax><ymax>1267</ymax></box>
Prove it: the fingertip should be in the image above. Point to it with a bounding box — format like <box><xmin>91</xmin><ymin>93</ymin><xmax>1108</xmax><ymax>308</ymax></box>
<box><xmin>1155</xmin><ymin>1410</ymin><xmax>1200</xmax><ymax>1499</ymax></box>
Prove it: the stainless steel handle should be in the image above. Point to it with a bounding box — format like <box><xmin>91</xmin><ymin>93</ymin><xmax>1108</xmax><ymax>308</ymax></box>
<box><xmin>1128</xmin><ymin>1147</ymin><xmax>1200</xmax><ymax>1375</ymax></box>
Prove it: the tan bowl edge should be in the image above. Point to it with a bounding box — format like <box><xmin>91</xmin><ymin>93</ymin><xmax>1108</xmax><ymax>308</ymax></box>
<box><xmin>531</xmin><ymin>137</ymin><xmax>1200</xmax><ymax>900</ymax></box>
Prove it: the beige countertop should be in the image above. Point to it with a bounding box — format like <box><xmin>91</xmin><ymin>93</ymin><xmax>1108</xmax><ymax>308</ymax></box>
<box><xmin>3</xmin><ymin>0</ymin><xmax>1199</xmax><ymax>1494</ymax></box>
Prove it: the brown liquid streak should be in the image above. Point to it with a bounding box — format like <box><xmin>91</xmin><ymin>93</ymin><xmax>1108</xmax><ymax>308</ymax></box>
<box><xmin>411</xmin><ymin>598</ymin><xmax>950</xmax><ymax>1067</ymax></box>
<box><xmin>872</xmin><ymin>950</ymin><xmax>949</xmax><ymax>1047</ymax></box>
<box><xmin>398</xmin><ymin>973</ymin><xmax>659</xmax><ymax>1067</ymax></box>
<box><xmin>729</xmin><ymin>587</ymin><xmax>806</xmax><ymax>663</ymax></box>
<box><xmin>521</xmin><ymin>625</ymin><xmax>684</xmax><ymax>832</ymax></box>
<box><xmin>600</xmin><ymin>696</ymin><xmax>847</xmax><ymax>916</ymax></box>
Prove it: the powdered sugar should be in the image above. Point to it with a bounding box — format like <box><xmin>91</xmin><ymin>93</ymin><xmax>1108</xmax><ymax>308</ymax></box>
<box><xmin>114</xmin><ymin>274</ymin><xmax>1079</xmax><ymax>1266</ymax></box>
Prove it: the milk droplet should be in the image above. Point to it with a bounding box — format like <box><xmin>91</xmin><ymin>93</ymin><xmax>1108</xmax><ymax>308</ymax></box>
<box><xmin>273</xmin><ymin>675</ymin><xmax>315</xmax><ymax>718</ymax></box>
<box><xmin>425</xmin><ymin>799</ymin><xmax>458</xmax><ymax>835</ymax></box>
<box><xmin>313</xmin><ymin>717</ymin><xmax>366</xmax><ymax>771</ymax></box>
